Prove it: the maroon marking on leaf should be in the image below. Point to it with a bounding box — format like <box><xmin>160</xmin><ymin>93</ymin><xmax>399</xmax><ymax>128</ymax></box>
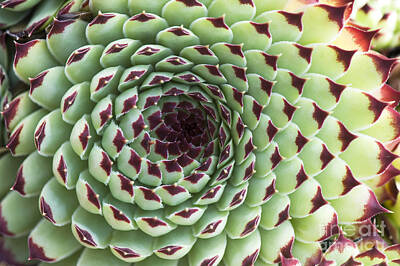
<box><xmin>275</xmin><ymin>205</ymin><xmax>290</xmax><ymax>227</ymax></box>
<box><xmin>168</xmin><ymin>27</ymin><xmax>190</xmax><ymax>36</ymax></box>
<box><xmin>328</xmin><ymin>45</ymin><xmax>356</xmax><ymax>71</ymax></box>
<box><xmin>239</xmin><ymin>0</ymin><xmax>254</xmax><ymax>6</ymax></box>
<box><xmin>200</xmin><ymin>255</ymin><xmax>219</xmax><ymax>266</ymax></box>
<box><xmin>244</xmin><ymin>138</ymin><xmax>254</xmax><ymax>159</ymax></box>
<box><xmin>235</xmin><ymin>117</ymin><xmax>245</xmax><ymax>141</ymax></box>
<box><xmin>29</xmin><ymin>71</ymin><xmax>48</xmax><ymax>95</ymax></box>
<box><xmin>194</xmin><ymin>45</ymin><xmax>213</xmax><ymax>56</ymax></box>
<box><xmin>341</xmin><ymin>257</ymin><xmax>362</xmax><ymax>266</ymax></box>
<box><xmin>196</xmin><ymin>158</ymin><xmax>213</xmax><ymax>172</ymax></box>
<box><xmin>184</xmin><ymin>173</ymin><xmax>205</xmax><ymax>184</ymax></box>
<box><xmin>225</xmin><ymin>43</ymin><xmax>244</xmax><ymax>57</ymax></box>
<box><xmin>283</xmin><ymin>99</ymin><xmax>296</xmax><ymax>121</ymax></box>
<box><xmin>110</xmin><ymin>206</ymin><xmax>130</xmax><ymax>223</ymax></box>
<box><xmin>105</xmin><ymin>43</ymin><xmax>128</xmax><ymax>54</ymax></box>
<box><xmin>162</xmin><ymin>185</ymin><xmax>186</xmax><ymax>196</ymax></box>
<box><xmin>158</xmin><ymin>245</ymin><xmax>183</xmax><ymax>256</ymax></box>
<box><xmin>113</xmin><ymin>130</ymin><xmax>127</xmax><ymax>153</ymax></box>
<box><xmin>203</xmin><ymin>105</ymin><xmax>217</xmax><ymax>120</ymax></box>
<box><xmin>257</xmin><ymin>77</ymin><xmax>273</xmax><ymax>97</ymax></box>
<box><xmin>207</xmin><ymin>17</ymin><xmax>229</xmax><ymax>29</ymax></box>
<box><xmin>3</xmin><ymin>97</ymin><xmax>21</xmax><ymax>129</ymax></box>
<box><xmin>360</xmin><ymin>4</ymin><xmax>372</xmax><ymax>13</ymax></box>
<box><xmin>67</xmin><ymin>47</ymin><xmax>90</xmax><ymax>65</ymax></box>
<box><xmin>270</xmin><ymin>147</ymin><xmax>282</xmax><ymax>169</ymax></box>
<box><xmin>147</xmin><ymin>161</ymin><xmax>162</xmax><ymax>179</ymax></box>
<box><xmin>232</xmin><ymin>87</ymin><xmax>244</xmax><ymax>107</ymax></box>
<box><xmin>201</xmin><ymin>185</ymin><xmax>222</xmax><ymax>199</ymax></box>
<box><xmin>12</xmin><ymin>166</ymin><xmax>25</xmax><ymax>196</ymax></box>
<box><xmin>131</xmin><ymin>115</ymin><xmax>145</xmax><ymax>138</ymax></box>
<box><xmin>290</xmin><ymin>72</ymin><xmax>306</xmax><ymax>94</ymax></box>
<box><xmin>99</xmin><ymin>103</ymin><xmax>112</xmax><ymax>128</ymax></box>
<box><xmin>48</xmin><ymin>19</ymin><xmax>75</xmax><ymax>38</ymax></box>
<box><xmin>89</xmin><ymin>13</ymin><xmax>116</xmax><ymax>26</ymax></box>
<box><xmin>167</xmin><ymin>57</ymin><xmax>187</xmax><ymax>66</ymax></box>
<box><xmin>100</xmin><ymin>152</ymin><xmax>112</xmax><ymax>176</ymax></box>
<box><xmin>14</xmin><ymin>40</ymin><xmax>39</xmax><ymax>67</ymax></box>
<box><xmin>207</xmin><ymin>85</ymin><xmax>224</xmax><ymax>98</ymax></box>
<box><xmin>124</xmin><ymin>70</ymin><xmax>146</xmax><ymax>82</ymax></box>
<box><xmin>130</xmin><ymin>12</ymin><xmax>156</xmax><ymax>22</ymax></box>
<box><xmin>280</xmin><ymin>255</ymin><xmax>300</xmax><ymax>266</ymax></box>
<box><xmin>263</xmin><ymin>179</ymin><xmax>276</xmax><ymax>201</ymax></box>
<box><xmin>74</xmin><ymin>225</ymin><xmax>97</xmax><ymax>247</ymax></box>
<box><xmin>250</xmin><ymin>22</ymin><xmax>270</xmax><ymax>37</ymax></box>
<box><xmin>232</xmin><ymin>66</ymin><xmax>247</xmax><ymax>82</ymax></box>
<box><xmin>230</xmin><ymin>189</ymin><xmax>247</xmax><ymax>207</ymax></box>
<box><xmin>242</xmin><ymin>249</ymin><xmax>259</xmax><ymax>266</ymax></box>
<box><xmin>179</xmin><ymin>74</ymin><xmax>201</xmax><ymax>83</ymax></box>
<box><xmin>203</xmin><ymin>141</ymin><xmax>214</xmax><ymax>158</ymax></box>
<box><xmin>252</xmin><ymin>100</ymin><xmax>263</xmax><ymax>121</ymax></box>
<box><xmin>86</xmin><ymin>184</ymin><xmax>101</xmax><ymax>209</ymax></box>
<box><xmin>62</xmin><ymin>91</ymin><xmax>78</xmax><ymax>113</ymax></box>
<box><xmin>337</xmin><ymin>122</ymin><xmax>357</xmax><ymax>152</ymax></box>
<box><xmin>295</xmin><ymin>165</ymin><xmax>308</xmax><ymax>188</ymax></box>
<box><xmin>204</xmin><ymin>65</ymin><xmax>224</xmax><ymax>77</ymax></box>
<box><xmin>137</xmin><ymin>46</ymin><xmax>160</xmax><ymax>56</ymax></box>
<box><xmin>267</xmin><ymin>120</ymin><xmax>278</xmax><ymax>141</ymax></box>
<box><xmin>57</xmin><ymin>155</ymin><xmax>67</xmax><ymax>184</ymax></box>
<box><xmin>128</xmin><ymin>149</ymin><xmax>142</xmax><ymax>173</ymax></box>
<box><xmin>113</xmin><ymin>247</ymin><xmax>140</xmax><ymax>258</ymax></box>
<box><xmin>118</xmin><ymin>173</ymin><xmax>134</xmax><ymax>196</ymax></box>
<box><xmin>295</xmin><ymin>131</ymin><xmax>308</xmax><ymax>153</ymax></box>
<box><xmin>141</xmin><ymin>133</ymin><xmax>152</xmax><ymax>153</ymax></box>
<box><xmin>175</xmin><ymin>208</ymin><xmax>199</xmax><ymax>219</ymax></box>
<box><xmin>278</xmin><ymin>237</ymin><xmax>294</xmax><ymax>262</ymax></box>
<box><xmin>177</xmin><ymin>154</ymin><xmax>194</xmax><ymax>167</ymax></box>
<box><xmin>344</xmin><ymin>26</ymin><xmax>377</xmax><ymax>52</ymax></box>
<box><xmin>310</xmin><ymin>187</ymin><xmax>328</xmax><ymax>213</ymax></box>
<box><xmin>240</xmin><ymin>216</ymin><xmax>260</xmax><ymax>237</ymax></box>
<box><xmin>40</xmin><ymin>197</ymin><xmax>56</xmax><ymax>224</ymax></box>
<box><xmin>162</xmin><ymin>102</ymin><xmax>178</xmax><ymax>113</ymax></box>
<box><xmin>320</xmin><ymin>144</ymin><xmax>334</xmax><ymax>169</ymax></box>
<box><xmin>6</xmin><ymin>125</ymin><xmax>23</xmax><ymax>155</ymax></box>
<box><xmin>201</xmin><ymin>220</ymin><xmax>222</xmax><ymax>234</ymax></box>
<box><xmin>163</xmin><ymin>160</ymin><xmax>181</xmax><ymax>173</ymax></box>
<box><xmin>319</xmin><ymin>4</ymin><xmax>347</xmax><ymax>28</ymax></box>
<box><xmin>341</xmin><ymin>166</ymin><xmax>360</xmax><ymax>195</ymax></box>
<box><xmin>140</xmin><ymin>187</ymin><xmax>161</xmax><ymax>202</ymax></box>
<box><xmin>0</xmin><ymin>239</ymin><xmax>25</xmax><ymax>265</ymax></box>
<box><xmin>368</xmin><ymin>53</ymin><xmax>397</xmax><ymax>83</ymax></box>
<box><xmin>142</xmin><ymin>217</ymin><xmax>167</xmax><ymax>227</ymax></box>
<box><xmin>79</xmin><ymin>123</ymin><xmax>90</xmax><ymax>151</ymax></box>
<box><xmin>0</xmin><ymin>206</ymin><xmax>13</xmax><ymax>236</ymax></box>
<box><xmin>243</xmin><ymin>162</ymin><xmax>255</xmax><ymax>182</ymax></box>
<box><xmin>377</xmin><ymin>164</ymin><xmax>400</xmax><ymax>187</ymax></box>
<box><xmin>24</xmin><ymin>16</ymin><xmax>48</xmax><ymax>34</ymax></box>
<box><xmin>155</xmin><ymin>124</ymin><xmax>171</xmax><ymax>140</ymax></box>
<box><xmin>278</xmin><ymin>11</ymin><xmax>303</xmax><ymax>31</ymax></box>
<box><xmin>365</xmin><ymin>93</ymin><xmax>388</xmax><ymax>122</ymax></box>
<box><xmin>177</xmin><ymin>0</ymin><xmax>203</xmax><ymax>6</ymax></box>
<box><xmin>318</xmin><ymin>213</ymin><xmax>339</xmax><ymax>241</ymax></box>
<box><xmin>34</xmin><ymin>121</ymin><xmax>46</xmax><ymax>151</ymax></box>
<box><xmin>327</xmin><ymin>78</ymin><xmax>346</xmax><ymax>102</ymax></box>
<box><xmin>28</xmin><ymin>237</ymin><xmax>55</xmax><ymax>262</ymax></box>
<box><xmin>220</xmin><ymin>104</ymin><xmax>231</xmax><ymax>124</ymax></box>
<box><xmin>94</xmin><ymin>74</ymin><xmax>113</xmax><ymax>92</ymax></box>
<box><xmin>149</xmin><ymin>75</ymin><xmax>171</xmax><ymax>86</ymax></box>
<box><xmin>377</xmin><ymin>142</ymin><xmax>398</xmax><ymax>174</ymax></box>
<box><xmin>357</xmin><ymin>190</ymin><xmax>389</xmax><ymax>222</ymax></box>
<box><xmin>219</xmin><ymin>145</ymin><xmax>231</xmax><ymax>164</ymax></box>
<box><xmin>294</xmin><ymin>43</ymin><xmax>312</xmax><ymax>64</ymax></box>
<box><xmin>262</xmin><ymin>53</ymin><xmax>278</xmax><ymax>70</ymax></box>
<box><xmin>147</xmin><ymin>110</ymin><xmax>162</xmax><ymax>129</ymax></box>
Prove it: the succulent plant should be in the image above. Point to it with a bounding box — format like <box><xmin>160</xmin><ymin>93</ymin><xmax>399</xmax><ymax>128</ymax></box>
<box><xmin>0</xmin><ymin>0</ymin><xmax>86</xmax><ymax>37</ymax></box>
<box><xmin>1</xmin><ymin>0</ymin><xmax>400</xmax><ymax>265</ymax></box>
<box><xmin>352</xmin><ymin>0</ymin><xmax>400</xmax><ymax>51</ymax></box>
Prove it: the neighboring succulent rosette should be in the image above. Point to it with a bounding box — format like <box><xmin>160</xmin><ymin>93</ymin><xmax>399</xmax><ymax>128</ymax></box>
<box><xmin>1</xmin><ymin>0</ymin><xmax>400</xmax><ymax>265</ymax></box>
<box><xmin>353</xmin><ymin>0</ymin><xmax>400</xmax><ymax>51</ymax></box>
<box><xmin>0</xmin><ymin>0</ymin><xmax>87</xmax><ymax>37</ymax></box>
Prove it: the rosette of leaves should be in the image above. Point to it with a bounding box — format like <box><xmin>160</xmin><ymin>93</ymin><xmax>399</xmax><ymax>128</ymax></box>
<box><xmin>0</xmin><ymin>0</ymin><xmax>86</xmax><ymax>37</ymax></box>
<box><xmin>2</xmin><ymin>0</ymin><xmax>400</xmax><ymax>265</ymax></box>
<box><xmin>353</xmin><ymin>0</ymin><xmax>400</xmax><ymax>51</ymax></box>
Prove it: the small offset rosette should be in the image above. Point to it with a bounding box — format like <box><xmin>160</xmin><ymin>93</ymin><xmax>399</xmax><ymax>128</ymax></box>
<box><xmin>1</xmin><ymin>0</ymin><xmax>400</xmax><ymax>265</ymax></box>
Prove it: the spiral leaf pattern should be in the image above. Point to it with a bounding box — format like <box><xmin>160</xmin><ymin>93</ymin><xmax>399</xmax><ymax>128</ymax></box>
<box><xmin>1</xmin><ymin>0</ymin><xmax>400</xmax><ymax>265</ymax></box>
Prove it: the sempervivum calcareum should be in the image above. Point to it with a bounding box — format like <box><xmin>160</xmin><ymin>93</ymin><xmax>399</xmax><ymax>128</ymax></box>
<box><xmin>2</xmin><ymin>0</ymin><xmax>400</xmax><ymax>265</ymax></box>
